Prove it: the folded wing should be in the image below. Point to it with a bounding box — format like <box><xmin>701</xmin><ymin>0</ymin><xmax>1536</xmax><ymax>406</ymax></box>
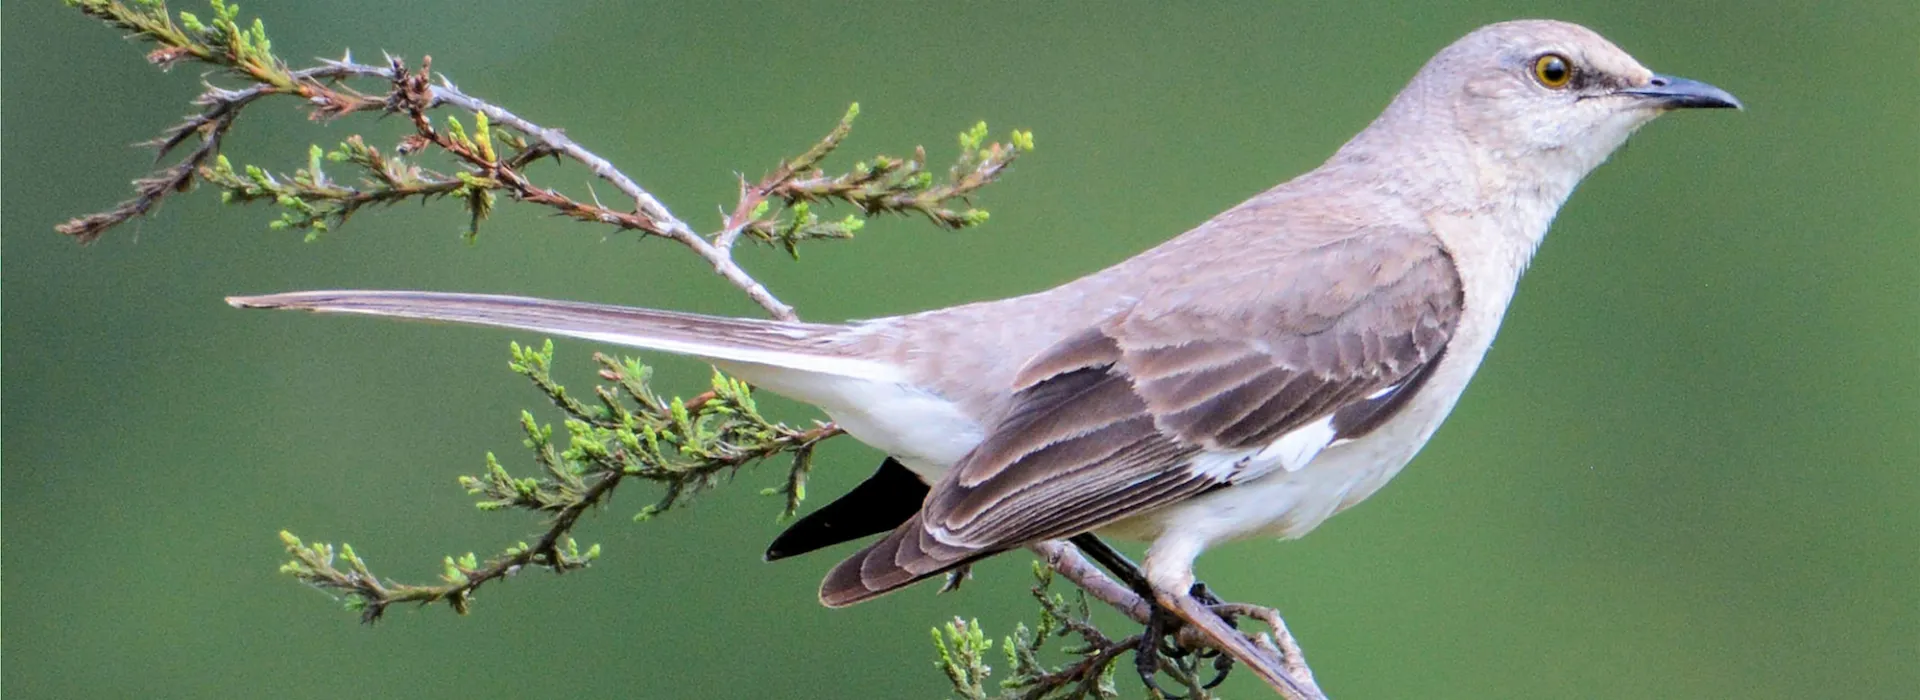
<box><xmin>820</xmin><ymin>227</ymin><xmax>1463</xmax><ymax>606</ymax></box>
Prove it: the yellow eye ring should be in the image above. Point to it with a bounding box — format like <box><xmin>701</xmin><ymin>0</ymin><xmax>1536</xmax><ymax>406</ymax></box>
<box><xmin>1533</xmin><ymin>53</ymin><xmax>1573</xmax><ymax>89</ymax></box>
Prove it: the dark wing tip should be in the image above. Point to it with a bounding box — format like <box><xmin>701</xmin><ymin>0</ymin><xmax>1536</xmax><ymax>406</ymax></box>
<box><xmin>819</xmin><ymin>527</ymin><xmax>910</xmax><ymax>607</ymax></box>
<box><xmin>818</xmin><ymin>551</ymin><xmax>888</xmax><ymax>608</ymax></box>
<box><xmin>817</xmin><ymin>513</ymin><xmax>987</xmax><ymax>608</ymax></box>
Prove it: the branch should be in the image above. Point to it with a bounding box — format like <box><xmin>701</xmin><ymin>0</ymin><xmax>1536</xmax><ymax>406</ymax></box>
<box><xmin>1029</xmin><ymin>542</ymin><xmax>1327</xmax><ymax>699</ymax></box>
<box><xmin>64</xmin><ymin>2</ymin><xmax>1321</xmax><ymax>697</ymax></box>
<box><xmin>933</xmin><ymin>564</ymin><xmax>1243</xmax><ymax>700</ymax></box>
<box><xmin>278</xmin><ymin>345</ymin><xmax>841</xmax><ymax>622</ymax></box>
<box><xmin>62</xmin><ymin>0</ymin><xmax>1029</xmax><ymax>321</ymax></box>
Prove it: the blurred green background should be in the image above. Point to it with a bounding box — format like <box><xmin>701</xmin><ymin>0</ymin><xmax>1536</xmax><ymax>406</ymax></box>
<box><xmin>5</xmin><ymin>1</ymin><xmax>1915</xmax><ymax>698</ymax></box>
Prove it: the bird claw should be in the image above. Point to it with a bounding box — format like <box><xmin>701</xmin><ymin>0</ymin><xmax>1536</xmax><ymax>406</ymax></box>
<box><xmin>1201</xmin><ymin>648</ymin><xmax>1236</xmax><ymax>690</ymax></box>
<box><xmin>1136</xmin><ymin>604</ymin><xmax>1189</xmax><ymax>700</ymax></box>
<box><xmin>1134</xmin><ymin>581</ymin><xmax>1241</xmax><ymax>697</ymax></box>
<box><xmin>1189</xmin><ymin>582</ymin><xmax>1239</xmax><ymax>689</ymax></box>
<box><xmin>1189</xmin><ymin>581</ymin><xmax>1225</xmax><ymax>606</ymax></box>
<box><xmin>1062</xmin><ymin>536</ymin><xmax>1242</xmax><ymax>695</ymax></box>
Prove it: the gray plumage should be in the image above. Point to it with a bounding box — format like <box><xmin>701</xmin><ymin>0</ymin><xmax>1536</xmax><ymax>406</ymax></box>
<box><xmin>229</xmin><ymin>20</ymin><xmax>1740</xmax><ymax>670</ymax></box>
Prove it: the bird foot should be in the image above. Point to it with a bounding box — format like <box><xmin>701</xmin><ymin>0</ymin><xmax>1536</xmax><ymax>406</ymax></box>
<box><xmin>1134</xmin><ymin>582</ymin><xmax>1239</xmax><ymax>698</ymax></box>
<box><xmin>1061</xmin><ymin>536</ymin><xmax>1240</xmax><ymax>695</ymax></box>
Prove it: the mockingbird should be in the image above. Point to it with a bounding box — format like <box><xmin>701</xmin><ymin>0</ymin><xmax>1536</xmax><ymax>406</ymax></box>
<box><xmin>231</xmin><ymin>20</ymin><xmax>1739</xmax><ymax>693</ymax></box>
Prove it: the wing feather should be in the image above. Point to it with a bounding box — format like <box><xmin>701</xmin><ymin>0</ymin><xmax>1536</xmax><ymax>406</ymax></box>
<box><xmin>820</xmin><ymin>227</ymin><xmax>1465</xmax><ymax>607</ymax></box>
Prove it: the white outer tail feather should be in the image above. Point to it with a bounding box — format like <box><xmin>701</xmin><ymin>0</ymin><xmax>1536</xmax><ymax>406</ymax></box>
<box><xmin>225</xmin><ymin>290</ymin><xmax>905</xmax><ymax>382</ymax></box>
<box><xmin>227</xmin><ymin>290</ymin><xmax>982</xmax><ymax>478</ymax></box>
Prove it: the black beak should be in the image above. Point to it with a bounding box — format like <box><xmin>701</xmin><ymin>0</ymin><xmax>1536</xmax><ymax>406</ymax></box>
<box><xmin>1621</xmin><ymin>73</ymin><xmax>1743</xmax><ymax>110</ymax></box>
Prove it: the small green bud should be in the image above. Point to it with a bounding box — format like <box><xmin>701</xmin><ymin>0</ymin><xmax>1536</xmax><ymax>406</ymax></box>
<box><xmin>249</xmin><ymin>18</ymin><xmax>270</xmax><ymax>56</ymax></box>
<box><xmin>1011</xmin><ymin>129</ymin><xmax>1035</xmax><ymax>151</ymax></box>
<box><xmin>960</xmin><ymin>121</ymin><xmax>990</xmax><ymax>151</ymax></box>
<box><xmin>472</xmin><ymin>110</ymin><xmax>496</xmax><ymax>162</ymax></box>
<box><xmin>445</xmin><ymin>115</ymin><xmax>469</xmax><ymax>146</ymax></box>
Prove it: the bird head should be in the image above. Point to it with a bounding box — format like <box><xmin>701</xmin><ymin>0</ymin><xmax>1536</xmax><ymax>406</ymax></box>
<box><xmin>1424</xmin><ymin>20</ymin><xmax>1742</xmax><ymax>178</ymax></box>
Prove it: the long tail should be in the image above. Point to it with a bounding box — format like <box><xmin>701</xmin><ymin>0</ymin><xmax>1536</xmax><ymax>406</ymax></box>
<box><xmin>226</xmin><ymin>290</ymin><xmax>903</xmax><ymax>383</ymax></box>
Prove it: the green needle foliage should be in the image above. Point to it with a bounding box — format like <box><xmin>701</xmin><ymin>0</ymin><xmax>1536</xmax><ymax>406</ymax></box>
<box><xmin>933</xmin><ymin>564</ymin><xmax>1223</xmax><ymax>700</ymax></box>
<box><xmin>61</xmin><ymin>0</ymin><xmax>1031</xmax><ymax>249</ymax></box>
<box><xmin>278</xmin><ymin>342</ymin><xmax>836</xmax><ymax>621</ymax></box>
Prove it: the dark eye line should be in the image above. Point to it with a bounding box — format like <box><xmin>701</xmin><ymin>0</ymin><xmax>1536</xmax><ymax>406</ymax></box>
<box><xmin>1567</xmin><ymin>71</ymin><xmax>1628</xmax><ymax>100</ymax></box>
<box><xmin>1571</xmin><ymin>76</ymin><xmax>1628</xmax><ymax>102</ymax></box>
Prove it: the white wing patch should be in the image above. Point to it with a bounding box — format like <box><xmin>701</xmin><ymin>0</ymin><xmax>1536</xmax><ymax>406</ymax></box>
<box><xmin>1254</xmin><ymin>415</ymin><xmax>1337</xmax><ymax>473</ymax></box>
<box><xmin>1186</xmin><ymin>415</ymin><xmax>1338</xmax><ymax>483</ymax></box>
<box><xmin>1187</xmin><ymin>449</ymin><xmax>1255</xmax><ymax>481</ymax></box>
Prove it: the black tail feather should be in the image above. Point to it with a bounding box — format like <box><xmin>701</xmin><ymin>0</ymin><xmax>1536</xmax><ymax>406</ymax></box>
<box><xmin>764</xmin><ymin>457</ymin><xmax>928</xmax><ymax>561</ymax></box>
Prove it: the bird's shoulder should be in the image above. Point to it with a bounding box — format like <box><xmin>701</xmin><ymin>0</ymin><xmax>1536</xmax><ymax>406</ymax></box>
<box><xmin>1022</xmin><ymin>208</ymin><xmax>1464</xmax><ymax>392</ymax></box>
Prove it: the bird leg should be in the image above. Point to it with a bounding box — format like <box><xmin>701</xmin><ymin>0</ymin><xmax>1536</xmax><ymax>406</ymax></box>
<box><xmin>1156</xmin><ymin>589</ymin><xmax>1325</xmax><ymax>700</ymax></box>
<box><xmin>1066</xmin><ymin>535</ymin><xmax>1236</xmax><ymax>695</ymax></box>
<box><xmin>1064</xmin><ymin>534</ymin><xmax>1156</xmax><ymax>599</ymax></box>
<box><xmin>1185</xmin><ymin>582</ymin><xmax>1238</xmax><ymax>690</ymax></box>
<box><xmin>1064</xmin><ymin>534</ymin><xmax>1323</xmax><ymax>699</ymax></box>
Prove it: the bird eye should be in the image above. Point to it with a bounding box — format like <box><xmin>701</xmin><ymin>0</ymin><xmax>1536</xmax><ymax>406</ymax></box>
<box><xmin>1532</xmin><ymin>53</ymin><xmax>1573</xmax><ymax>89</ymax></box>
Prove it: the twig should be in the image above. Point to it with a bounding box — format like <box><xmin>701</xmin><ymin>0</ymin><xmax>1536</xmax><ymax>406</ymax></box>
<box><xmin>1031</xmin><ymin>541</ymin><xmax>1153</xmax><ymax>625</ymax></box>
<box><xmin>280</xmin><ymin>347</ymin><xmax>845</xmax><ymax>621</ymax></box>
<box><xmin>376</xmin><ymin>54</ymin><xmax>799</xmax><ymax>319</ymax></box>
<box><xmin>59</xmin><ymin>0</ymin><xmax>796</xmax><ymax>315</ymax></box>
<box><xmin>65</xmin><ymin>2</ymin><xmax>1318</xmax><ymax>696</ymax></box>
<box><xmin>1034</xmin><ymin>542</ymin><xmax>1328</xmax><ymax>698</ymax></box>
<box><xmin>1216</xmin><ymin>603</ymin><xmax>1322</xmax><ymax>695</ymax></box>
<box><xmin>428</xmin><ymin>73</ymin><xmax>796</xmax><ymax>318</ymax></box>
